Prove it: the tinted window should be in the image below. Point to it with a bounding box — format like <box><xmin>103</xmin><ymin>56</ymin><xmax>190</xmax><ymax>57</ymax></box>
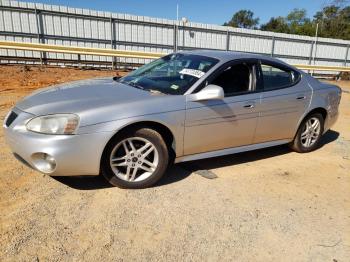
<box><xmin>261</xmin><ymin>64</ymin><xmax>299</xmax><ymax>91</ymax></box>
<box><xmin>211</xmin><ymin>63</ymin><xmax>252</xmax><ymax>97</ymax></box>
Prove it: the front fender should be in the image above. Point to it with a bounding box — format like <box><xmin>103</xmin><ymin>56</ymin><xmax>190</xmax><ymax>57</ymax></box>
<box><xmin>77</xmin><ymin>110</ymin><xmax>186</xmax><ymax>157</ymax></box>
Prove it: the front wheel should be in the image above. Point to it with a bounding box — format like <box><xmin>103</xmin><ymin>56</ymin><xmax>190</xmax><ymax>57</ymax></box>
<box><xmin>290</xmin><ymin>113</ymin><xmax>324</xmax><ymax>153</ymax></box>
<box><xmin>101</xmin><ymin>128</ymin><xmax>169</xmax><ymax>189</ymax></box>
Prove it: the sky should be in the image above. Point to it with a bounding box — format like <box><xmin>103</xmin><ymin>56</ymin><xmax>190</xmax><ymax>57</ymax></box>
<box><xmin>20</xmin><ymin>0</ymin><xmax>333</xmax><ymax>25</ymax></box>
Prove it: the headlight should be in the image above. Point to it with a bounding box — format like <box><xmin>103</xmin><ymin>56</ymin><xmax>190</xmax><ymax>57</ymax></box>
<box><xmin>26</xmin><ymin>114</ymin><xmax>79</xmax><ymax>135</ymax></box>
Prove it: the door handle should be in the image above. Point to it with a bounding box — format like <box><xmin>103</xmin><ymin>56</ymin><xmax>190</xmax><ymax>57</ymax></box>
<box><xmin>243</xmin><ymin>104</ymin><xmax>255</xmax><ymax>108</ymax></box>
<box><xmin>296</xmin><ymin>96</ymin><xmax>306</xmax><ymax>100</ymax></box>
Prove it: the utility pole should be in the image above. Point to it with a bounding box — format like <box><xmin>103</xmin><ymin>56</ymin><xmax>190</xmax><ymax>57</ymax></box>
<box><xmin>311</xmin><ymin>23</ymin><xmax>319</xmax><ymax>76</ymax></box>
<box><xmin>176</xmin><ymin>4</ymin><xmax>179</xmax><ymax>21</ymax></box>
<box><xmin>182</xmin><ymin>17</ymin><xmax>188</xmax><ymax>50</ymax></box>
<box><xmin>175</xmin><ymin>4</ymin><xmax>179</xmax><ymax>52</ymax></box>
<box><xmin>312</xmin><ymin>23</ymin><xmax>319</xmax><ymax>66</ymax></box>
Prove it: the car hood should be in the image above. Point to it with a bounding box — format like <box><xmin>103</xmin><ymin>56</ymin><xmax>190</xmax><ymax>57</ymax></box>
<box><xmin>15</xmin><ymin>78</ymin><xmax>186</xmax><ymax>126</ymax></box>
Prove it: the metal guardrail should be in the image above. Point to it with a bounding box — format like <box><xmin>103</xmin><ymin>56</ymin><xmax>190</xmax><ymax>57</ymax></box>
<box><xmin>293</xmin><ymin>64</ymin><xmax>350</xmax><ymax>72</ymax></box>
<box><xmin>0</xmin><ymin>41</ymin><xmax>164</xmax><ymax>59</ymax></box>
<box><xmin>1</xmin><ymin>41</ymin><xmax>350</xmax><ymax>72</ymax></box>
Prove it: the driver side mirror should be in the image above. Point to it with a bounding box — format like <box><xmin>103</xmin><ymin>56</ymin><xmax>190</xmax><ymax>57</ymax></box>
<box><xmin>187</xmin><ymin>84</ymin><xmax>224</xmax><ymax>102</ymax></box>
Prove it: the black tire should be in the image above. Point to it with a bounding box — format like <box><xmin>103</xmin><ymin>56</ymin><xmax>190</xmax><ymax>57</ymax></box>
<box><xmin>289</xmin><ymin>113</ymin><xmax>324</xmax><ymax>153</ymax></box>
<box><xmin>101</xmin><ymin>128</ymin><xmax>169</xmax><ymax>189</ymax></box>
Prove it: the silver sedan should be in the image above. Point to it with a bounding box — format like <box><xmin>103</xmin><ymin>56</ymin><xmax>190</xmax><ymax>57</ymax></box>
<box><xmin>3</xmin><ymin>51</ymin><xmax>342</xmax><ymax>188</ymax></box>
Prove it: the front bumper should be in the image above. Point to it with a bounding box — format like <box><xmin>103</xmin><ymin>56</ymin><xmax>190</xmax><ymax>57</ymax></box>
<box><xmin>3</xmin><ymin>108</ymin><xmax>113</xmax><ymax>176</ymax></box>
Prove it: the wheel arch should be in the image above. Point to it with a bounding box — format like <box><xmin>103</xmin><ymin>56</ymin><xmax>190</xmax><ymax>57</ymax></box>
<box><xmin>305</xmin><ymin>107</ymin><xmax>327</xmax><ymax>121</ymax></box>
<box><xmin>294</xmin><ymin>107</ymin><xmax>328</xmax><ymax>139</ymax></box>
<box><xmin>100</xmin><ymin>120</ymin><xmax>176</xmax><ymax>169</ymax></box>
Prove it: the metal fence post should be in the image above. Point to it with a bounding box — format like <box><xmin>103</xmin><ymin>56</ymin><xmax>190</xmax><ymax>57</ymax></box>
<box><xmin>308</xmin><ymin>41</ymin><xmax>314</xmax><ymax>65</ymax></box>
<box><xmin>307</xmin><ymin>41</ymin><xmax>315</xmax><ymax>74</ymax></box>
<box><xmin>270</xmin><ymin>36</ymin><xmax>275</xmax><ymax>57</ymax></box>
<box><xmin>312</xmin><ymin>34</ymin><xmax>319</xmax><ymax>66</ymax></box>
<box><xmin>77</xmin><ymin>54</ymin><xmax>81</xmax><ymax>68</ymax></box>
<box><xmin>34</xmin><ymin>8</ymin><xmax>47</xmax><ymax>65</ymax></box>
<box><xmin>182</xmin><ymin>24</ymin><xmax>185</xmax><ymax>50</ymax></box>
<box><xmin>226</xmin><ymin>30</ymin><xmax>230</xmax><ymax>51</ymax></box>
<box><xmin>173</xmin><ymin>24</ymin><xmax>178</xmax><ymax>52</ymax></box>
<box><xmin>344</xmin><ymin>45</ymin><xmax>349</xmax><ymax>66</ymax></box>
<box><xmin>110</xmin><ymin>17</ymin><xmax>117</xmax><ymax>69</ymax></box>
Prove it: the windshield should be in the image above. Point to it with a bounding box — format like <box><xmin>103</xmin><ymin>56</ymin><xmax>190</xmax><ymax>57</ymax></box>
<box><xmin>118</xmin><ymin>53</ymin><xmax>219</xmax><ymax>95</ymax></box>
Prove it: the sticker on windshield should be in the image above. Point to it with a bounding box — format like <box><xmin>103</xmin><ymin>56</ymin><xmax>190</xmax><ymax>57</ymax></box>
<box><xmin>170</xmin><ymin>84</ymin><xmax>179</xmax><ymax>90</ymax></box>
<box><xmin>179</xmin><ymin>68</ymin><xmax>205</xmax><ymax>78</ymax></box>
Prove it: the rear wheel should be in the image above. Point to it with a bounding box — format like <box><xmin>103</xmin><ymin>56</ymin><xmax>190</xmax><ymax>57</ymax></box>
<box><xmin>290</xmin><ymin>113</ymin><xmax>324</xmax><ymax>153</ymax></box>
<box><xmin>101</xmin><ymin>128</ymin><xmax>169</xmax><ymax>189</ymax></box>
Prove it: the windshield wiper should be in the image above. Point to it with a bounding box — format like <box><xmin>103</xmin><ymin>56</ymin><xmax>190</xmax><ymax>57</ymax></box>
<box><xmin>124</xmin><ymin>81</ymin><xmax>145</xmax><ymax>90</ymax></box>
<box><xmin>122</xmin><ymin>81</ymin><xmax>166</xmax><ymax>94</ymax></box>
<box><xmin>148</xmin><ymin>89</ymin><xmax>166</xmax><ymax>95</ymax></box>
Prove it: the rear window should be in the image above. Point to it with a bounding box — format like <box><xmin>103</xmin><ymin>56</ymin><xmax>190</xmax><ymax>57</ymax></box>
<box><xmin>261</xmin><ymin>64</ymin><xmax>300</xmax><ymax>91</ymax></box>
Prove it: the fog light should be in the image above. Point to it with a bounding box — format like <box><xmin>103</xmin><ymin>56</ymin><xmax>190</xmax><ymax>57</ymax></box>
<box><xmin>31</xmin><ymin>153</ymin><xmax>56</xmax><ymax>173</ymax></box>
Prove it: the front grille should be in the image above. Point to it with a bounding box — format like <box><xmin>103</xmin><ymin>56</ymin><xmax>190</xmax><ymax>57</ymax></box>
<box><xmin>5</xmin><ymin>111</ymin><xmax>18</xmax><ymax>127</ymax></box>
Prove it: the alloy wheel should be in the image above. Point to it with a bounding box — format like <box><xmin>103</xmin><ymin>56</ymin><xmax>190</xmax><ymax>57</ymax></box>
<box><xmin>300</xmin><ymin>117</ymin><xmax>321</xmax><ymax>148</ymax></box>
<box><xmin>109</xmin><ymin>137</ymin><xmax>159</xmax><ymax>182</ymax></box>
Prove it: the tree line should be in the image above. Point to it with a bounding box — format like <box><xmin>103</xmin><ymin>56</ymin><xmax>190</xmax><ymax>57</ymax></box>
<box><xmin>223</xmin><ymin>1</ymin><xmax>350</xmax><ymax>40</ymax></box>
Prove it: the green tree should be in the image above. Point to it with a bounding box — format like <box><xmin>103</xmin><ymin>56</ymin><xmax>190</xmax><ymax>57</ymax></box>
<box><xmin>339</xmin><ymin>6</ymin><xmax>350</xmax><ymax>39</ymax></box>
<box><xmin>223</xmin><ymin>10</ymin><xmax>259</xmax><ymax>29</ymax></box>
<box><xmin>314</xmin><ymin>5</ymin><xmax>350</xmax><ymax>40</ymax></box>
<box><xmin>260</xmin><ymin>9</ymin><xmax>315</xmax><ymax>36</ymax></box>
<box><xmin>260</xmin><ymin>16</ymin><xmax>289</xmax><ymax>33</ymax></box>
<box><xmin>286</xmin><ymin>9</ymin><xmax>314</xmax><ymax>36</ymax></box>
<box><xmin>225</xmin><ymin>3</ymin><xmax>350</xmax><ymax>40</ymax></box>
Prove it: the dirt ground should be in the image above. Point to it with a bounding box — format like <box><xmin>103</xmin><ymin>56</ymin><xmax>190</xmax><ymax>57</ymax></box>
<box><xmin>0</xmin><ymin>65</ymin><xmax>349</xmax><ymax>261</ymax></box>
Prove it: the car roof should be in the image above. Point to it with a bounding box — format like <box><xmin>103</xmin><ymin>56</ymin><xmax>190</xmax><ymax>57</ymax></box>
<box><xmin>178</xmin><ymin>49</ymin><xmax>290</xmax><ymax>67</ymax></box>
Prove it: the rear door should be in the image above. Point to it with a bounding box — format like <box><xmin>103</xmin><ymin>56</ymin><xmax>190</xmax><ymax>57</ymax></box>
<box><xmin>253</xmin><ymin>61</ymin><xmax>312</xmax><ymax>143</ymax></box>
<box><xmin>184</xmin><ymin>60</ymin><xmax>261</xmax><ymax>155</ymax></box>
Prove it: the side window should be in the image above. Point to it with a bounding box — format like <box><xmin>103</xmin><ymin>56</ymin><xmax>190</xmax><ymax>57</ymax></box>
<box><xmin>210</xmin><ymin>63</ymin><xmax>252</xmax><ymax>97</ymax></box>
<box><xmin>261</xmin><ymin>64</ymin><xmax>299</xmax><ymax>91</ymax></box>
<box><xmin>198</xmin><ymin>61</ymin><xmax>213</xmax><ymax>72</ymax></box>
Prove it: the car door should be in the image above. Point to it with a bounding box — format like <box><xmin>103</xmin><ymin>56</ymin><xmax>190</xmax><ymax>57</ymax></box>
<box><xmin>183</xmin><ymin>60</ymin><xmax>261</xmax><ymax>155</ymax></box>
<box><xmin>253</xmin><ymin>61</ymin><xmax>312</xmax><ymax>144</ymax></box>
